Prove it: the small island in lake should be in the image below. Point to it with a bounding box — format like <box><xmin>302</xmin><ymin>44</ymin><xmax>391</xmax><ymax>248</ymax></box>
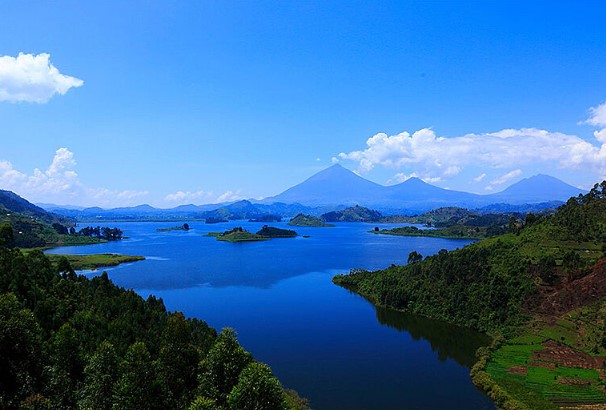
<box><xmin>206</xmin><ymin>227</ymin><xmax>268</xmax><ymax>242</ymax></box>
<box><xmin>288</xmin><ymin>213</ymin><xmax>334</xmax><ymax>227</ymax></box>
<box><xmin>156</xmin><ymin>223</ymin><xmax>190</xmax><ymax>232</ymax></box>
<box><xmin>256</xmin><ymin>225</ymin><xmax>298</xmax><ymax>238</ymax></box>
<box><xmin>206</xmin><ymin>225</ymin><xmax>298</xmax><ymax>242</ymax></box>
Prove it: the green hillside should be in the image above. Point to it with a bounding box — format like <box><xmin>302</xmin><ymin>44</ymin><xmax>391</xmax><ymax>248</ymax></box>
<box><xmin>0</xmin><ymin>225</ymin><xmax>309</xmax><ymax>410</ymax></box>
<box><xmin>334</xmin><ymin>182</ymin><xmax>606</xmax><ymax>409</ymax></box>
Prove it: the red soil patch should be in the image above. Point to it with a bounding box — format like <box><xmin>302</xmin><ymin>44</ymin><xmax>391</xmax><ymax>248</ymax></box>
<box><xmin>558</xmin><ymin>378</ymin><xmax>593</xmax><ymax>386</ymax></box>
<box><xmin>525</xmin><ymin>258</ymin><xmax>606</xmax><ymax>316</ymax></box>
<box><xmin>532</xmin><ymin>340</ymin><xmax>604</xmax><ymax>370</ymax></box>
<box><xmin>530</xmin><ymin>361</ymin><xmax>557</xmax><ymax>369</ymax></box>
<box><xmin>508</xmin><ymin>365</ymin><xmax>528</xmax><ymax>375</ymax></box>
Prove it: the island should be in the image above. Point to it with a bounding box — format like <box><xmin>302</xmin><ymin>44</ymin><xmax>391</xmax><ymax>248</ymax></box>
<box><xmin>156</xmin><ymin>223</ymin><xmax>190</xmax><ymax>232</ymax></box>
<box><xmin>206</xmin><ymin>225</ymin><xmax>298</xmax><ymax>242</ymax></box>
<box><xmin>288</xmin><ymin>213</ymin><xmax>334</xmax><ymax>227</ymax></box>
<box><xmin>45</xmin><ymin>253</ymin><xmax>145</xmax><ymax>270</ymax></box>
<box><xmin>256</xmin><ymin>225</ymin><xmax>298</xmax><ymax>238</ymax></box>
<box><xmin>206</xmin><ymin>227</ymin><xmax>268</xmax><ymax>242</ymax></box>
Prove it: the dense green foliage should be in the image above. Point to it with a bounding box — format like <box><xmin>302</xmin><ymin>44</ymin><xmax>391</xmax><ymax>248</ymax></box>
<box><xmin>288</xmin><ymin>213</ymin><xmax>333</xmax><ymax>227</ymax></box>
<box><xmin>206</xmin><ymin>227</ymin><xmax>269</xmax><ymax>242</ymax></box>
<box><xmin>321</xmin><ymin>205</ymin><xmax>382</xmax><ymax>222</ymax></box>
<box><xmin>256</xmin><ymin>225</ymin><xmax>298</xmax><ymax>238</ymax></box>
<box><xmin>335</xmin><ymin>182</ymin><xmax>606</xmax><ymax>334</ymax></box>
<box><xmin>334</xmin><ymin>241</ymin><xmax>534</xmax><ymax>332</ymax></box>
<box><xmin>0</xmin><ymin>225</ymin><xmax>306</xmax><ymax>409</ymax></box>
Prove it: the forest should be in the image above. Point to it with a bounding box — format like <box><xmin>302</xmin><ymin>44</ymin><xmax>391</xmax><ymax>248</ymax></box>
<box><xmin>0</xmin><ymin>224</ymin><xmax>308</xmax><ymax>410</ymax></box>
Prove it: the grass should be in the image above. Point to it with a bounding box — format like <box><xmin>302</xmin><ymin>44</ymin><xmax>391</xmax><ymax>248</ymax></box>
<box><xmin>46</xmin><ymin>253</ymin><xmax>145</xmax><ymax>270</ymax></box>
<box><xmin>484</xmin><ymin>308</ymin><xmax>606</xmax><ymax>409</ymax></box>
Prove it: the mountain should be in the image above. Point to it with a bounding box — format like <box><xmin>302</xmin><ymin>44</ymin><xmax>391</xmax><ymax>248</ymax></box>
<box><xmin>384</xmin><ymin>177</ymin><xmax>486</xmax><ymax>209</ymax></box>
<box><xmin>263</xmin><ymin>165</ymin><xmax>585</xmax><ymax>211</ymax></box>
<box><xmin>44</xmin><ymin>166</ymin><xmax>586</xmax><ymax>219</ymax></box>
<box><xmin>486</xmin><ymin>174</ymin><xmax>584</xmax><ymax>204</ymax></box>
<box><xmin>263</xmin><ymin>164</ymin><xmax>384</xmax><ymax>206</ymax></box>
<box><xmin>0</xmin><ymin>190</ymin><xmax>70</xmax><ymax>225</ymax></box>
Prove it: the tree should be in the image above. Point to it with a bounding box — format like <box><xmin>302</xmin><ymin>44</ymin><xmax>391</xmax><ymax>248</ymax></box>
<box><xmin>187</xmin><ymin>396</ymin><xmax>221</xmax><ymax>410</ymax></box>
<box><xmin>227</xmin><ymin>362</ymin><xmax>286</xmax><ymax>410</ymax></box>
<box><xmin>46</xmin><ymin>323</ymin><xmax>83</xmax><ymax>408</ymax></box>
<box><xmin>0</xmin><ymin>293</ymin><xmax>43</xmax><ymax>408</ymax></box>
<box><xmin>0</xmin><ymin>222</ymin><xmax>14</xmax><ymax>248</ymax></box>
<box><xmin>113</xmin><ymin>341</ymin><xmax>161</xmax><ymax>410</ymax></box>
<box><xmin>78</xmin><ymin>341</ymin><xmax>118</xmax><ymax>410</ymax></box>
<box><xmin>407</xmin><ymin>251</ymin><xmax>423</xmax><ymax>265</ymax></box>
<box><xmin>198</xmin><ymin>328</ymin><xmax>252</xmax><ymax>406</ymax></box>
<box><xmin>156</xmin><ymin>313</ymin><xmax>200</xmax><ymax>409</ymax></box>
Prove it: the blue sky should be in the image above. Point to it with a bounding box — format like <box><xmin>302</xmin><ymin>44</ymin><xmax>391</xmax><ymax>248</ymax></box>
<box><xmin>1</xmin><ymin>1</ymin><xmax>606</xmax><ymax>207</ymax></box>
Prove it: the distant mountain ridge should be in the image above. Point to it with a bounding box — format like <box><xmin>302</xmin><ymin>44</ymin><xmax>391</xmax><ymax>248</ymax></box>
<box><xmin>39</xmin><ymin>165</ymin><xmax>585</xmax><ymax>219</ymax></box>
<box><xmin>263</xmin><ymin>164</ymin><xmax>584</xmax><ymax>211</ymax></box>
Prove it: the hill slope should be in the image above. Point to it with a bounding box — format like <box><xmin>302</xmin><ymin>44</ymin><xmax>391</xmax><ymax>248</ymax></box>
<box><xmin>333</xmin><ymin>181</ymin><xmax>606</xmax><ymax>409</ymax></box>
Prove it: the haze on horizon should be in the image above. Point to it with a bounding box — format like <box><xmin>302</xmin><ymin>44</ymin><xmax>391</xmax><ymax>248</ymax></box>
<box><xmin>1</xmin><ymin>1</ymin><xmax>606</xmax><ymax>208</ymax></box>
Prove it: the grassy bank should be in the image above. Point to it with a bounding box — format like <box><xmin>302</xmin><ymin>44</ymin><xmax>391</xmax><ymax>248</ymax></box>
<box><xmin>46</xmin><ymin>253</ymin><xmax>145</xmax><ymax>270</ymax></box>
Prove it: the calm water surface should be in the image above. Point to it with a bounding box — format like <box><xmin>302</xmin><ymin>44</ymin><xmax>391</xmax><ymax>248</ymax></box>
<box><xmin>48</xmin><ymin>221</ymin><xmax>495</xmax><ymax>409</ymax></box>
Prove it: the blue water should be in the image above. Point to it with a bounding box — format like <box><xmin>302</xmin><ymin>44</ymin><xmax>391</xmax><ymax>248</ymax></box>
<box><xmin>48</xmin><ymin>221</ymin><xmax>495</xmax><ymax>409</ymax></box>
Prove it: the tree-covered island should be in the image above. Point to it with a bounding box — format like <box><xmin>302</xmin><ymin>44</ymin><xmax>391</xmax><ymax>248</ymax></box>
<box><xmin>287</xmin><ymin>213</ymin><xmax>334</xmax><ymax>227</ymax></box>
<box><xmin>157</xmin><ymin>223</ymin><xmax>191</xmax><ymax>232</ymax></box>
<box><xmin>206</xmin><ymin>226</ymin><xmax>298</xmax><ymax>242</ymax></box>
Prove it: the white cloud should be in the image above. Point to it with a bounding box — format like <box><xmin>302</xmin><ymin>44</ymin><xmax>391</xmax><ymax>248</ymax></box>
<box><xmin>387</xmin><ymin>172</ymin><xmax>441</xmax><ymax>185</ymax></box>
<box><xmin>165</xmin><ymin>190</ymin><xmax>214</xmax><ymax>203</ymax></box>
<box><xmin>595</xmin><ymin>129</ymin><xmax>606</xmax><ymax>144</ymax></box>
<box><xmin>215</xmin><ymin>191</ymin><xmax>243</xmax><ymax>203</ymax></box>
<box><xmin>473</xmin><ymin>173</ymin><xmax>487</xmax><ymax>183</ymax></box>
<box><xmin>338</xmin><ymin>127</ymin><xmax>606</xmax><ymax>181</ymax></box>
<box><xmin>485</xmin><ymin>169</ymin><xmax>522</xmax><ymax>191</ymax></box>
<box><xmin>0</xmin><ymin>148</ymin><xmax>147</xmax><ymax>207</ymax></box>
<box><xmin>0</xmin><ymin>53</ymin><xmax>83</xmax><ymax>103</ymax></box>
<box><xmin>164</xmin><ymin>189</ymin><xmax>243</xmax><ymax>205</ymax></box>
<box><xmin>585</xmin><ymin>102</ymin><xmax>606</xmax><ymax>127</ymax></box>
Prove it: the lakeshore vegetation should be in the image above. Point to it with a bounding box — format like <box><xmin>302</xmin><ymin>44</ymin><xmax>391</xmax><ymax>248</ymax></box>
<box><xmin>0</xmin><ymin>223</ymin><xmax>309</xmax><ymax>410</ymax></box>
<box><xmin>334</xmin><ymin>182</ymin><xmax>606</xmax><ymax>409</ymax></box>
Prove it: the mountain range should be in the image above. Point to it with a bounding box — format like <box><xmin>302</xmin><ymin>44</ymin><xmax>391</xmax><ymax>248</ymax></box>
<box><xmin>262</xmin><ymin>164</ymin><xmax>584</xmax><ymax>210</ymax></box>
<box><xmin>36</xmin><ymin>164</ymin><xmax>585</xmax><ymax>219</ymax></box>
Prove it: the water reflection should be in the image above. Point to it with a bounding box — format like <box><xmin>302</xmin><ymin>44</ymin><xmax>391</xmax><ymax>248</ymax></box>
<box><xmin>374</xmin><ymin>305</ymin><xmax>491</xmax><ymax>368</ymax></box>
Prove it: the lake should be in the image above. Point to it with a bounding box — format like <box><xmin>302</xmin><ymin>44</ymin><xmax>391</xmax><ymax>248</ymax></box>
<box><xmin>47</xmin><ymin>221</ymin><xmax>495</xmax><ymax>409</ymax></box>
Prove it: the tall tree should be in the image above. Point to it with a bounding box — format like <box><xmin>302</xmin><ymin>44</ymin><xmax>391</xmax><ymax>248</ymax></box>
<box><xmin>113</xmin><ymin>341</ymin><xmax>160</xmax><ymax>410</ymax></box>
<box><xmin>78</xmin><ymin>341</ymin><xmax>118</xmax><ymax>410</ymax></box>
<box><xmin>227</xmin><ymin>362</ymin><xmax>287</xmax><ymax>410</ymax></box>
<box><xmin>198</xmin><ymin>328</ymin><xmax>252</xmax><ymax>406</ymax></box>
